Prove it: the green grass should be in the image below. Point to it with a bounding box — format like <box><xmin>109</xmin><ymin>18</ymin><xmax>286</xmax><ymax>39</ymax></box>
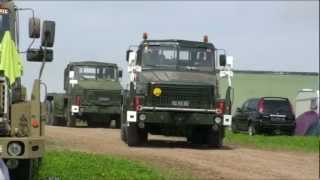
<box><xmin>35</xmin><ymin>150</ymin><xmax>178</xmax><ymax>180</ymax></box>
<box><xmin>224</xmin><ymin>130</ymin><xmax>319</xmax><ymax>153</ymax></box>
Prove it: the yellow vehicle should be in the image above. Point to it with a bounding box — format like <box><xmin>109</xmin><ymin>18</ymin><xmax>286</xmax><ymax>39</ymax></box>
<box><xmin>0</xmin><ymin>0</ymin><xmax>55</xmax><ymax>179</ymax></box>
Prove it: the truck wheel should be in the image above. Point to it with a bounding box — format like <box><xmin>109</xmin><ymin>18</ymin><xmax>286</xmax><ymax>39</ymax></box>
<box><xmin>67</xmin><ymin>114</ymin><xmax>76</xmax><ymax>127</ymax></box>
<box><xmin>139</xmin><ymin>129</ymin><xmax>148</xmax><ymax>144</ymax></box>
<box><xmin>115</xmin><ymin>118</ymin><xmax>121</xmax><ymax>129</ymax></box>
<box><xmin>47</xmin><ymin>114</ymin><xmax>53</xmax><ymax>125</ymax></box>
<box><xmin>190</xmin><ymin>128</ymin><xmax>205</xmax><ymax>145</ymax></box>
<box><xmin>207</xmin><ymin>128</ymin><xmax>223</xmax><ymax>148</ymax></box>
<box><xmin>9</xmin><ymin>159</ymin><xmax>33</xmax><ymax>180</ymax></box>
<box><xmin>121</xmin><ymin>124</ymin><xmax>127</xmax><ymax>142</ymax></box>
<box><xmin>126</xmin><ymin>123</ymin><xmax>140</xmax><ymax>146</ymax></box>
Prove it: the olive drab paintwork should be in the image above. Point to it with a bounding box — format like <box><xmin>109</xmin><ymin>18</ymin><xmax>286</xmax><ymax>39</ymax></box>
<box><xmin>122</xmin><ymin>37</ymin><xmax>233</xmax><ymax>148</ymax></box>
<box><xmin>47</xmin><ymin>61</ymin><xmax>123</xmax><ymax>127</ymax></box>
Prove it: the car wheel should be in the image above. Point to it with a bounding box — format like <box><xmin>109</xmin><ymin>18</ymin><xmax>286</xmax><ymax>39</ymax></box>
<box><xmin>231</xmin><ymin>122</ymin><xmax>239</xmax><ymax>134</ymax></box>
<box><xmin>248</xmin><ymin>124</ymin><xmax>256</xmax><ymax>136</ymax></box>
<box><xmin>285</xmin><ymin>129</ymin><xmax>295</xmax><ymax>136</ymax></box>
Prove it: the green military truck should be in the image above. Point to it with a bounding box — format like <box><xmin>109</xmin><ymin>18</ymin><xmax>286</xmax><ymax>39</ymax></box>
<box><xmin>46</xmin><ymin>93</ymin><xmax>65</xmax><ymax>126</ymax></box>
<box><xmin>0</xmin><ymin>0</ymin><xmax>55</xmax><ymax>179</ymax></box>
<box><xmin>121</xmin><ymin>33</ymin><xmax>233</xmax><ymax>147</ymax></box>
<box><xmin>46</xmin><ymin>61</ymin><xmax>123</xmax><ymax>128</ymax></box>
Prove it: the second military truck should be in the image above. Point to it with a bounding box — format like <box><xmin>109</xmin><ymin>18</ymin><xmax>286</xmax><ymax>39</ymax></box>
<box><xmin>47</xmin><ymin>61</ymin><xmax>123</xmax><ymax>128</ymax></box>
<box><xmin>121</xmin><ymin>33</ymin><xmax>233</xmax><ymax>148</ymax></box>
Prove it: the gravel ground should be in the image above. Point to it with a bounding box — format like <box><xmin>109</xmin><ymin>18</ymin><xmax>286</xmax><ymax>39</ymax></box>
<box><xmin>46</xmin><ymin>126</ymin><xmax>319</xmax><ymax>180</ymax></box>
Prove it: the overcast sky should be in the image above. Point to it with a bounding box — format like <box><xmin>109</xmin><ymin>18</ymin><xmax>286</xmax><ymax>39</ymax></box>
<box><xmin>14</xmin><ymin>1</ymin><xmax>319</xmax><ymax>93</ymax></box>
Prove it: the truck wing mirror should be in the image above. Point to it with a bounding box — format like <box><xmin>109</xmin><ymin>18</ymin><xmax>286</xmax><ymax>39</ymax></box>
<box><xmin>126</xmin><ymin>50</ymin><xmax>132</xmax><ymax>62</ymax></box>
<box><xmin>118</xmin><ymin>70</ymin><xmax>123</xmax><ymax>78</ymax></box>
<box><xmin>27</xmin><ymin>48</ymin><xmax>53</xmax><ymax>62</ymax></box>
<box><xmin>29</xmin><ymin>17</ymin><xmax>41</xmax><ymax>38</ymax></box>
<box><xmin>46</xmin><ymin>95</ymin><xmax>54</xmax><ymax>101</ymax></box>
<box><xmin>219</xmin><ymin>54</ymin><xmax>226</xmax><ymax>66</ymax></box>
<box><xmin>41</xmin><ymin>21</ymin><xmax>55</xmax><ymax>47</ymax></box>
<box><xmin>236</xmin><ymin>107</ymin><xmax>242</xmax><ymax>112</ymax></box>
<box><xmin>126</xmin><ymin>50</ymin><xmax>136</xmax><ymax>63</ymax></box>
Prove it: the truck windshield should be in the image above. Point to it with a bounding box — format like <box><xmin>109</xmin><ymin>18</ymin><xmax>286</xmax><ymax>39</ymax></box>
<box><xmin>141</xmin><ymin>45</ymin><xmax>215</xmax><ymax>71</ymax></box>
<box><xmin>75</xmin><ymin>66</ymin><xmax>116</xmax><ymax>80</ymax></box>
<box><xmin>0</xmin><ymin>13</ymin><xmax>10</xmax><ymax>40</ymax></box>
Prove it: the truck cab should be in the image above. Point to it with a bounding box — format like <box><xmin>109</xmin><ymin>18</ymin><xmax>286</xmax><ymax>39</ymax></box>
<box><xmin>49</xmin><ymin>61</ymin><xmax>123</xmax><ymax>127</ymax></box>
<box><xmin>0</xmin><ymin>0</ymin><xmax>55</xmax><ymax>179</ymax></box>
<box><xmin>121</xmin><ymin>34</ymin><xmax>233</xmax><ymax>147</ymax></box>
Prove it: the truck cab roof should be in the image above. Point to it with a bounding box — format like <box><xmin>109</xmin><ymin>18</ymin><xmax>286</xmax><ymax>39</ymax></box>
<box><xmin>140</xmin><ymin>39</ymin><xmax>215</xmax><ymax>49</ymax></box>
<box><xmin>67</xmin><ymin>61</ymin><xmax>118</xmax><ymax>68</ymax></box>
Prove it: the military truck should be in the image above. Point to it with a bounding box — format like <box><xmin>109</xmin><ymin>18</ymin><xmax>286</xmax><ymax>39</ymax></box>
<box><xmin>121</xmin><ymin>33</ymin><xmax>233</xmax><ymax>147</ymax></box>
<box><xmin>46</xmin><ymin>61</ymin><xmax>123</xmax><ymax>128</ymax></box>
<box><xmin>46</xmin><ymin>93</ymin><xmax>65</xmax><ymax>126</ymax></box>
<box><xmin>0</xmin><ymin>0</ymin><xmax>55</xmax><ymax>179</ymax></box>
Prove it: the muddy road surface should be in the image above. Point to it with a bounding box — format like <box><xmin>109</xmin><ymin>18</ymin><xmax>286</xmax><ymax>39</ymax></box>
<box><xmin>46</xmin><ymin>126</ymin><xmax>318</xmax><ymax>180</ymax></box>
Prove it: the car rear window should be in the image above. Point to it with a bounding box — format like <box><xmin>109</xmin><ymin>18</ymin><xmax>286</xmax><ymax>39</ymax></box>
<box><xmin>264</xmin><ymin>100</ymin><xmax>291</xmax><ymax>114</ymax></box>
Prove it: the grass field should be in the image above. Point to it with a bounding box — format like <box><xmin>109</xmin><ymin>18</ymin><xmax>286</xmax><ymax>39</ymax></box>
<box><xmin>35</xmin><ymin>150</ymin><xmax>182</xmax><ymax>180</ymax></box>
<box><xmin>224</xmin><ymin>130</ymin><xmax>319</xmax><ymax>153</ymax></box>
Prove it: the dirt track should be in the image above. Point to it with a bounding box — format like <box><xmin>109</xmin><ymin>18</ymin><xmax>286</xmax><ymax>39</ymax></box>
<box><xmin>46</xmin><ymin>126</ymin><xmax>318</xmax><ymax>180</ymax></box>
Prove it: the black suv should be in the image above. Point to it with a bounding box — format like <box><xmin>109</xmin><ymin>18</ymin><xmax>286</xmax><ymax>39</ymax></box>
<box><xmin>232</xmin><ymin>97</ymin><xmax>295</xmax><ymax>136</ymax></box>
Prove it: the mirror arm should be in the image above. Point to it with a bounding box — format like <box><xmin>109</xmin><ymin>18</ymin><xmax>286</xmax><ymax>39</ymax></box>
<box><xmin>16</xmin><ymin>8</ymin><xmax>37</xmax><ymax>53</ymax></box>
<box><xmin>38</xmin><ymin>39</ymin><xmax>48</xmax><ymax>80</ymax></box>
<box><xmin>38</xmin><ymin>48</ymin><xmax>46</xmax><ymax>80</ymax></box>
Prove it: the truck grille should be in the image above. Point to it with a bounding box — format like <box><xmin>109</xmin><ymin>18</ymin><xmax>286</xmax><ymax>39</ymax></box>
<box><xmin>85</xmin><ymin>90</ymin><xmax>121</xmax><ymax>105</ymax></box>
<box><xmin>147</xmin><ymin>84</ymin><xmax>214</xmax><ymax>109</ymax></box>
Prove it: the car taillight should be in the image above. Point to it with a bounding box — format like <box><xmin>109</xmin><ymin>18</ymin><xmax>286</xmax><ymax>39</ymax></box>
<box><xmin>258</xmin><ymin>99</ymin><xmax>264</xmax><ymax>113</ymax></box>
<box><xmin>215</xmin><ymin>100</ymin><xmax>225</xmax><ymax>115</ymax></box>
<box><xmin>134</xmin><ymin>96</ymin><xmax>141</xmax><ymax>111</ymax></box>
<box><xmin>75</xmin><ymin>96</ymin><xmax>81</xmax><ymax>106</ymax></box>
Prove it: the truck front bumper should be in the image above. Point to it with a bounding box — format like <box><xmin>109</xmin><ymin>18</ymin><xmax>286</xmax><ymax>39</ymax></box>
<box><xmin>127</xmin><ymin>106</ymin><xmax>223</xmax><ymax>126</ymax></box>
<box><xmin>0</xmin><ymin>137</ymin><xmax>44</xmax><ymax>159</ymax></box>
<box><xmin>75</xmin><ymin>105</ymin><xmax>120</xmax><ymax>115</ymax></box>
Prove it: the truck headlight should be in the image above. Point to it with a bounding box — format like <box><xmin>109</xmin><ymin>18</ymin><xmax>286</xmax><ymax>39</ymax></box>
<box><xmin>139</xmin><ymin>114</ymin><xmax>146</xmax><ymax>121</ymax></box>
<box><xmin>214</xmin><ymin>117</ymin><xmax>222</xmax><ymax>124</ymax></box>
<box><xmin>7</xmin><ymin>142</ymin><xmax>23</xmax><ymax>156</ymax></box>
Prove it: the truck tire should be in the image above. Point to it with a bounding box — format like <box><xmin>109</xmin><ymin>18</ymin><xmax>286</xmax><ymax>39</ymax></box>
<box><xmin>126</xmin><ymin>123</ymin><xmax>140</xmax><ymax>146</ymax></box>
<box><xmin>66</xmin><ymin>112</ymin><xmax>76</xmax><ymax>127</ymax></box>
<box><xmin>207</xmin><ymin>128</ymin><xmax>223</xmax><ymax>148</ymax></box>
<box><xmin>189</xmin><ymin>127</ymin><xmax>206</xmax><ymax>145</ymax></box>
<box><xmin>121</xmin><ymin>124</ymin><xmax>127</xmax><ymax>142</ymax></box>
<box><xmin>111</xmin><ymin>114</ymin><xmax>121</xmax><ymax>129</ymax></box>
<box><xmin>139</xmin><ymin>129</ymin><xmax>148</xmax><ymax>144</ymax></box>
<box><xmin>9</xmin><ymin>159</ymin><xmax>33</xmax><ymax>180</ymax></box>
<box><xmin>47</xmin><ymin>114</ymin><xmax>53</xmax><ymax>125</ymax></box>
<box><xmin>115</xmin><ymin>118</ymin><xmax>121</xmax><ymax>129</ymax></box>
